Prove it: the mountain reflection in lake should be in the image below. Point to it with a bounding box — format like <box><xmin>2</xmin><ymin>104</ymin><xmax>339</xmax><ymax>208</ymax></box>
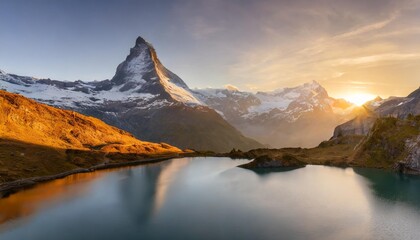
<box><xmin>1</xmin><ymin>157</ymin><xmax>420</xmax><ymax>240</ymax></box>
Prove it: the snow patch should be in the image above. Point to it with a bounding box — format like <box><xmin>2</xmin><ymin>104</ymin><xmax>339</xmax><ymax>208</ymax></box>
<box><xmin>155</xmin><ymin>65</ymin><xmax>202</xmax><ymax>105</ymax></box>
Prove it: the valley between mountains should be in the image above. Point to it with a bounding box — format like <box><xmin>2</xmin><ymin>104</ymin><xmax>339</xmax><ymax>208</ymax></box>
<box><xmin>0</xmin><ymin>36</ymin><xmax>419</xmax><ymax>195</ymax></box>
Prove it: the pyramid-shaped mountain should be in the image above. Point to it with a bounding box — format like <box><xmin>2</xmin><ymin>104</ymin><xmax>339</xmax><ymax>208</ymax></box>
<box><xmin>0</xmin><ymin>37</ymin><xmax>263</xmax><ymax>152</ymax></box>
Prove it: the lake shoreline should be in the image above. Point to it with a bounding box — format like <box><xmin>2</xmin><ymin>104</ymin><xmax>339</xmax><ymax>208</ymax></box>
<box><xmin>2</xmin><ymin>149</ymin><xmax>418</xmax><ymax>199</ymax></box>
<box><xmin>0</xmin><ymin>153</ymin><xmax>196</xmax><ymax>199</ymax></box>
<box><xmin>2</xmin><ymin>157</ymin><xmax>420</xmax><ymax>240</ymax></box>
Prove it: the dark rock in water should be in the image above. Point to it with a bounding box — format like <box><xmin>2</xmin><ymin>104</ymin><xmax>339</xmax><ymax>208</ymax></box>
<box><xmin>239</xmin><ymin>154</ymin><xmax>306</xmax><ymax>169</ymax></box>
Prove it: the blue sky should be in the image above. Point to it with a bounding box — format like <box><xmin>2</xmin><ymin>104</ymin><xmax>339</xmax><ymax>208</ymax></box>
<box><xmin>1</xmin><ymin>0</ymin><xmax>419</xmax><ymax>98</ymax></box>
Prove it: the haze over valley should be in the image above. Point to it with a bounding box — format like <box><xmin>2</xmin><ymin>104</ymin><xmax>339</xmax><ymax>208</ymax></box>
<box><xmin>0</xmin><ymin>1</ymin><xmax>420</xmax><ymax>239</ymax></box>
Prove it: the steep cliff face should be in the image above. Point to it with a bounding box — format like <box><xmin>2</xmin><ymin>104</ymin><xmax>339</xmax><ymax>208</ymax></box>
<box><xmin>333</xmin><ymin>108</ymin><xmax>377</xmax><ymax>138</ymax></box>
<box><xmin>404</xmin><ymin>135</ymin><xmax>420</xmax><ymax>170</ymax></box>
<box><xmin>353</xmin><ymin>116</ymin><xmax>420</xmax><ymax>173</ymax></box>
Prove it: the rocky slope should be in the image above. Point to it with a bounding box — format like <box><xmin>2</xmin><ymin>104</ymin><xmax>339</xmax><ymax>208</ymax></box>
<box><xmin>235</xmin><ymin>115</ymin><xmax>420</xmax><ymax>175</ymax></box>
<box><xmin>0</xmin><ymin>90</ymin><xmax>181</xmax><ymax>153</ymax></box>
<box><xmin>194</xmin><ymin>81</ymin><xmax>359</xmax><ymax>147</ymax></box>
<box><xmin>0</xmin><ymin>90</ymin><xmax>184</xmax><ymax>182</ymax></box>
<box><xmin>353</xmin><ymin>115</ymin><xmax>420</xmax><ymax>173</ymax></box>
<box><xmin>333</xmin><ymin>87</ymin><xmax>420</xmax><ymax>138</ymax></box>
<box><xmin>0</xmin><ymin>37</ymin><xmax>263</xmax><ymax>152</ymax></box>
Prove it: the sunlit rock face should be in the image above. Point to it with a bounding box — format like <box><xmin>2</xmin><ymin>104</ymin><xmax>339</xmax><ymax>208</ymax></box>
<box><xmin>194</xmin><ymin>81</ymin><xmax>359</xmax><ymax>148</ymax></box>
<box><xmin>0</xmin><ymin>37</ymin><xmax>263</xmax><ymax>152</ymax></box>
<box><xmin>333</xmin><ymin>115</ymin><xmax>377</xmax><ymax>138</ymax></box>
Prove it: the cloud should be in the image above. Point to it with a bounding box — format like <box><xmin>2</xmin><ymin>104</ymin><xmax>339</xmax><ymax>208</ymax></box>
<box><xmin>224</xmin><ymin>0</ymin><xmax>420</xmax><ymax>97</ymax></box>
<box><xmin>170</xmin><ymin>0</ymin><xmax>419</xmax><ymax>97</ymax></box>
<box><xmin>189</xmin><ymin>17</ymin><xmax>223</xmax><ymax>39</ymax></box>
<box><xmin>334</xmin><ymin>13</ymin><xmax>399</xmax><ymax>40</ymax></box>
<box><xmin>332</xmin><ymin>53</ymin><xmax>420</xmax><ymax>66</ymax></box>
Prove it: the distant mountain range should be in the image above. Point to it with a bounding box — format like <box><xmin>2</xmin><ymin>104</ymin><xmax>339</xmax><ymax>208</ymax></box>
<box><xmin>1</xmin><ymin>36</ymin><xmax>419</xmax><ymax>177</ymax></box>
<box><xmin>0</xmin><ymin>37</ymin><xmax>262</xmax><ymax>152</ymax></box>
<box><xmin>194</xmin><ymin>81</ymin><xmax>359</xmax><ymax>147</ymax></box>
<box><xmin>0</xmin><ymin>36</ymin><xmax>364</xmax><ymax>150</ymax></box>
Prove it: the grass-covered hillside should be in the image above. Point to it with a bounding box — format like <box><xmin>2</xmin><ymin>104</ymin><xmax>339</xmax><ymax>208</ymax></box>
<box><xmin>0</xmin><ymin>91</ymin><xmax>185</xmax><ymax>183</ymax></box>
<box><xmin>228</xmin><ymin>115</ymin><xmax>420</xmax><ymax>174</ymax></box>
<box><xmin>353</xmin><ymin>115</ymin><xmax>420</xmax><ymax>172</ymax></box>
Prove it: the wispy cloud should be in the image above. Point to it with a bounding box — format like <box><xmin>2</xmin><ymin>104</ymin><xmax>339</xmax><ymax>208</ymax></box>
<box><xmin>189</xmin><ymin>18</ymin><xmax>223</xmax><ymax>39</ymax></box>
<box><xmin>334</xmin><ymin>13</ymin><xmax>399</xmax><ymax>40</ymax></box>
<box><xmin>225</xmin><ymin>1</ymin><xmax>420</xmax><ymax>97</ymax></box>
<box><xmin>170</xmin><ymin>0</ymin><xmax>419</xmax><ymax>97</ymax></box>
<box><xmin>331</xmin><ymin>53</ymin><xmax>420</xmax><ymax>66</ymax></box>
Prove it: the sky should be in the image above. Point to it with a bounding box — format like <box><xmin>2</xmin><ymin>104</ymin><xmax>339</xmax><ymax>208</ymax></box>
<box><xmin>1</xmin><ymin>0</ymin><xmax>419</xmax><ymax>100</ymax></box>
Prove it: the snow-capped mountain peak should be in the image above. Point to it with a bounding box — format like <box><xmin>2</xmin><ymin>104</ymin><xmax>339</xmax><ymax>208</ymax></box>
<box><xmin>135</xmin><ymin>36</ymin><xmax>148</xmax><ymax>46</ymax></box>
<box><xmin>271</xmin><ymin>80</ymin><xmax>327</xmax><ymax>98</ymax></box>
<box><xmin>194</xmin><ymin>81</ymin><xmax>354</xmax><ymax>123</ymax></box>
<box><xmin>110</xmin><ymin>36</ymin><xmax>201</xmax><ymax>104</ymax></box>
<box><xmin>194</xmin><ymin>81</ymin><xmax>358</xmax><ymax>147</ymax></box>
<box><xmin>111</xmin><ymin>38</ymin><xmax>152</xmax><ymax>87</ymax></box>
<box><xmin>0</xmin><ymin>36</ymin><xmax>202</xmax><ymax>107</ymax></box>
<box><xmin>305</xmin><ymin>80</ymin><xmax>322</xmax><ymax>88</ymax></box>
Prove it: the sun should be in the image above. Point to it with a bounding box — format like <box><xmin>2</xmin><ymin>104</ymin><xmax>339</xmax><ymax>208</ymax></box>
<box><xmin>343</xmin><ymin>93</ymin><xmax>376</xmax><ymax>106</ymax></box>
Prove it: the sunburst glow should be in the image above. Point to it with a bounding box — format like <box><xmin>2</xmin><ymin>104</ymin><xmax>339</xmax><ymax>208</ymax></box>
<box><xmin>343</xmin><ymin>93</ymin><xmax>376</xmax><ymax>106</ymax></box>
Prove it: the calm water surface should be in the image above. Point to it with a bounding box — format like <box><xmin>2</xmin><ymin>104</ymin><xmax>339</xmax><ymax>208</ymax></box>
<box><xmin>1</xmin><ymin>157</ymin><xmax>420</xmax><ymax>240</ymax></box>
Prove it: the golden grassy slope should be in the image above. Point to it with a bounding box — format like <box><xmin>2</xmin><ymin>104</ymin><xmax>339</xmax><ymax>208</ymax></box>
<box><xmin>353</xmin><ymin>115</ymin><xmax>420</xmax><ymax>169</ymax></box>
<box><xmin>0</xmin><ymin>90</ymin><xmax>182</xmax><ymax>154</ymax></box>
<box><xmin>0</xmin><ymin>90</ymin><xmax>185</xmax><ymax>183</ymax></box>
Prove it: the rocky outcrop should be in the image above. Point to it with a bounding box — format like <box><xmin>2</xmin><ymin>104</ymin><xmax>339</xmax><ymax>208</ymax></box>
<box><xmin>353</xmin><ymin>116</ymin><xmax>420</xmax><ymax>173</ymax></box>
<box><xmin>238</xmin><ymin>154</ymin><xmax>307</xmax><ymax>169</ymax></box>
<box><xmin>332</xmin><ymin>113</ymin><xmax>377</xmax><ymax>138</ymax></box>
<box><xmin>403</xmin><ymin>135</ymin><xmax>420</xmax><ymax>170</ymax></box>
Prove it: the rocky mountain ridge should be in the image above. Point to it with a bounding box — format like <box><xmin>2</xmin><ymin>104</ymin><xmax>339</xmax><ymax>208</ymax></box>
<box><xmin>0</xmin><ymin>37</ymin><xmax>263</xmax><ymax>152</ymax></box>
<box><xmin>194</xmin><ymin>81</ymin><xmax>360</xmax><ymax>147</ymax></box>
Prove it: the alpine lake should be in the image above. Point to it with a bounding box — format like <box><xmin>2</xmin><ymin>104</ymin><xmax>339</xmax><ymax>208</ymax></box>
<box><xmin>1</xmin><ymin>157</ymin><xmax>420</xmax><ymax>240</ymax></box>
